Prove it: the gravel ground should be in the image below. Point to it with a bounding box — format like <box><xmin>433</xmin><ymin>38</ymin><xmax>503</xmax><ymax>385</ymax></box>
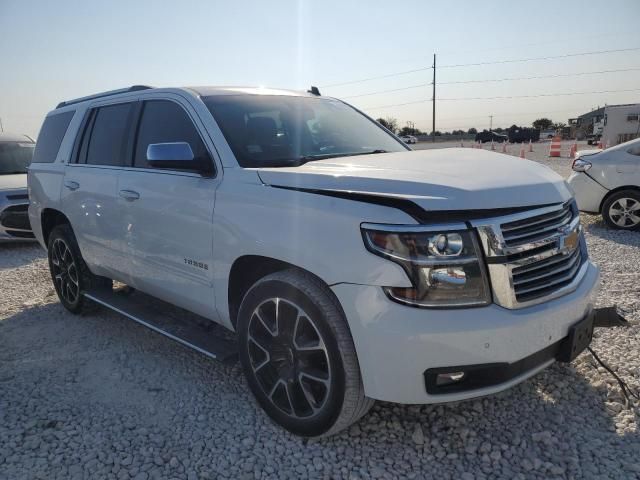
<box><xmin>1</xmin><ymin>144</ymin><xmax>639</xmax><ymax>479</ymax></box>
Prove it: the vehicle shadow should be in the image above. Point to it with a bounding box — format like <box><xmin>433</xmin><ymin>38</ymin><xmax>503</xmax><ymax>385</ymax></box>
<box><xmin>0</xmin><ymin>241</ymin><xmax>45</xmax><ymax>269</ymax></box>
<box><xmin>583</xmin><ymin>214</ymin><xmax>640</xmax><ymax>248</ymax></box>
<box><xmin>2</xmin><ymin>302</ymin><xmax>638</xmax><ymax>479</ymax></box>
<box><xmin>328</xmin><ymin>353</ymin><xmax>640</xmax><ymax>479</ymax></box>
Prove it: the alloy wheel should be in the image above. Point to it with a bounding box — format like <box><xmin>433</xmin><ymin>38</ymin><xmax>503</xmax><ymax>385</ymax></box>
<box><xmin>246</xmin><ymin>297</ymin><xmax>331</xmax><ymax>419</ymax></box>
<box><xmin>609</xmin><ymin>197</ymin><xmax>640</xmax><ymax>228</ymax></box>
<box><xmin>50</xmin><ymin>238</ymin><xmax>80</xmax><ymax>304</ymax></box>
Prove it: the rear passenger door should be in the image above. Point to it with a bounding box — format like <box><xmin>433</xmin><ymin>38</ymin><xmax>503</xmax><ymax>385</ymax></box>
<box><xmin>117</xmin><ymin>98</ymin><xmax>219</xmax><ymax>318</ymax></box>
<box><xmin>62</xmin><ymin>101</ymin><xmax>134</xmax><ymax>280</ymax></box>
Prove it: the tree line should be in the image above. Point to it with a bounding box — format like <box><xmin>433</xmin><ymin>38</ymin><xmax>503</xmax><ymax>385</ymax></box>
<box><xmin>376</xmin><ymin>117</ymin><xmax>567</xmax><ymax>136</ymax></box>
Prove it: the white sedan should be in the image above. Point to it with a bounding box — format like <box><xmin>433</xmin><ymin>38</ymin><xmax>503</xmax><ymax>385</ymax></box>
<box><xmin>568</xmin><ymin>137</ymin><xmax>640</xmax><ymax>230</ymax></box>
<box><xmin>400</xmin><ymin>135</ymin><xmax>417</xmax><ymax>144</ymax></box>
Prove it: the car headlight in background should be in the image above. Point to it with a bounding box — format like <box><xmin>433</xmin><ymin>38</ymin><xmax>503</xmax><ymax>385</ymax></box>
<box><xmin>572</xmin><ymin>158</ymin><xmax>592</xmax><ymax>172</ymax></box>
<box><xmin>361</xmin><ymin>223</ymin><xmax>491</xmax><ymax>307</ymax></box>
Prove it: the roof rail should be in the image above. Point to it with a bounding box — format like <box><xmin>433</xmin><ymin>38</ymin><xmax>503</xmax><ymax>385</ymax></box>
<box><xmin>56</xmin><ymin>85</ymin><xmax>153</xmax><ymax>109</ymax></box>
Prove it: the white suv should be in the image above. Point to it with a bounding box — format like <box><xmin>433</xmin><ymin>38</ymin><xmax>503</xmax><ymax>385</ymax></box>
<box><xmin>29</xmin><ymin>85</ymin><xmax>599</xmax><ymax>437</ymax></box>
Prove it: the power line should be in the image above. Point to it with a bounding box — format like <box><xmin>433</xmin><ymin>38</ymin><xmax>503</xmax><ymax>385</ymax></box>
<box><xmin>439</xmin><ymin>30</ymin><xmax>639</xmax><ymax>56</ymax></box>
<box><xmin>365</xmin><ymin>99</ymin><xmax>429</xmax><ymax>111</ymax></box>
<box><xmin>342</xmin><ymin>83</ymin><xmax>428</xmax><ymax>99</ymax></box>
<box><xmin>438</xmin><ymin>46</ymin><xmax>640</xmax><ymax>68</ymax></box>
<box><xmin>320</xmin><ymin>47</ymin><xmax>640</xmax><ymax>88</ymax></box>
<box><xmin>338</xmin><ymin>67</ymin><xmax>640</xmax><ymax>100</ymax></box>
<box><xmin>438</xmin><ymin>67</ymin><xmax>640</xmax><ymax>85</ymax></box>
<box><xmin>362</xmin><ymin>88</ymin><xmax>639</xmax><ymax>111</ymax></box>
<box><xmin>439</xmin><ymin>88</ymin><xmax>640</xmax><ymax>101</ymax></box>
<box><xmin>320</xmin><ymin>67</ymin><xmax>431</xmax><ymax>88</ymax></box>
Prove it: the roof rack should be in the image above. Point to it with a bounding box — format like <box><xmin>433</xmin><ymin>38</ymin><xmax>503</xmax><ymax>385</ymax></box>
<box><xmin>56</xmin><ymin>85</ymin><xmax>153</xmax><ymax>109</ymax></box>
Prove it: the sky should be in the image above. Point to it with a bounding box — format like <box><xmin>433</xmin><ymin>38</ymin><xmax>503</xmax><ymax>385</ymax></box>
<box><xmin>1</xmin><ymin>0</ymin><xmax>639</xmax><ymax>138</ymax></box>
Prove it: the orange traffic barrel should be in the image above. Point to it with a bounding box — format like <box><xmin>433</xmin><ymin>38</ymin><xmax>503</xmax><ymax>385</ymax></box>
<box><xmin>548</xmin><ymin>136</ymin><xmax>562</xmax><ymax>157</ymax></box>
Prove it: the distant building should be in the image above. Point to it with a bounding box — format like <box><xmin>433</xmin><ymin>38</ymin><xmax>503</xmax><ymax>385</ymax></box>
<box><xmin>601</xmin><ymin>104</ymin><xmax>640</xmax><ymax>145</ymax></box>
<box><xmin>569</xmin><ymin>103</ymin><xmax>640</xmax><ymax>144</ymax></box>
<box><xmin>568</xmin><ymin>107</ymin><xmax>606</xmax><ymax>140</ymax></box>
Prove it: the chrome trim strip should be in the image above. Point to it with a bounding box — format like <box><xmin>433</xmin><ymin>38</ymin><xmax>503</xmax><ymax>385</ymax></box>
<box><xmin>513</xmin><ymin>251</ymin><xmax>581</xmax><ymax>284</ymax></box>
<box><xmin>361</xmin><ymin>222</ymin><xmax>468</xmax><ymax>233</ymax></box>
<box><xmin>514</xmin><ymin>253</ymin><xmax>582</xmax><ymax>293</ymax></box>
<box><xmin>470</xmin><ymin>202</ymin><xmax>565</xmax><ymax>228</ymax></box>
<box><xmin>512</xmin><ymin>261</ymin><xmax>589</xmax><ymax>307</ymax></box>
<box><xmin>500</xmin><ymin>207</ymin><xmax>570</xmax><ymax>233</ymax></box>
<box><xmin>502</xmin><ymin>213</ymin><xmax>572</xmax><ymax>243</ymax></box>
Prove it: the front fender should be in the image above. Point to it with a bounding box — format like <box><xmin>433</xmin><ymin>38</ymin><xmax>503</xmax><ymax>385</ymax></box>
<box><xmin>211</xmin><ymin>169</ymin><xmax>415</xmax><ymax>326</ymax></box>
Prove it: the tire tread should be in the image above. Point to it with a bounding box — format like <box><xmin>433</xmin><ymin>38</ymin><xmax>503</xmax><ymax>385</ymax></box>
<box><xmin>243</xmin><ymin>269</ymin><xmax>374</xmax><ymax>437</ymax></box>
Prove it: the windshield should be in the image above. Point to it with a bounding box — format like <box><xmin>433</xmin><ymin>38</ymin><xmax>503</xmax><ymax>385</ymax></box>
<box><xmin>203</xmin><ymin>95</ymin><xmax>407</xmax><ymax>167</ymax></box>
<box><xmin>0</xmin><ymin>141</ymin><xmax>35</xmax><ymax>174</ymax></box>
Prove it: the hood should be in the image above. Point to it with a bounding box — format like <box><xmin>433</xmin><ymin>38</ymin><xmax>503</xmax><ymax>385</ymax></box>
<box><xmin>256</xmin><ymin>149</ymin><xmax>572</xmax><ymax>211</ymax></box>
<box><xmin>575</xmin><ymin>149</ymin><xmax>603</xmax><ymax>159</ymax></box>
<box><xmin>0</xmin><ymin>173</ymin><xmax>27</xmax><ymax>191</ymax></box>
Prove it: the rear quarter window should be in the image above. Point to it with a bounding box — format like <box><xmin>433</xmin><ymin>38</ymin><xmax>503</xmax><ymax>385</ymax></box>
<box><xmin>32</xmin><ymin>111</ymin><xmax>75</xmax><ymax>163</ymax></box>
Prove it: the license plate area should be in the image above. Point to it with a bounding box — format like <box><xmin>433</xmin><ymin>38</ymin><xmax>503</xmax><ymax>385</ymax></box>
<box><xmin>557</xmin><ymin>310</ymin><xmax>594</xmax><ymax>362</ymax></box>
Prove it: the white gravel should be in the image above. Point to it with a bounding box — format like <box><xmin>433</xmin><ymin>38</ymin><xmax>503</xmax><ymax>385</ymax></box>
<box><xmin>1</xmin><ymin>146</ymin><xmax>639</xmax><ymax>479</ymax></box>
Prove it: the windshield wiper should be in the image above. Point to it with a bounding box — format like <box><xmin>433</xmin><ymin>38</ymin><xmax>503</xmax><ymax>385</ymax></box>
<box><xmin>260</xmin><ymin>150</ymin><xmax>390</xmax><ymax>168</ymax></box>
<box><xmin>342</xmin><ymin>149</ymin><xmax>388</xmax><ymax>157</ymax></box>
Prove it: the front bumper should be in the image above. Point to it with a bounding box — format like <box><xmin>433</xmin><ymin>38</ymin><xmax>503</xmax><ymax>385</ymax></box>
<box><xmin>567</xmin><ymin>172</ymin><xmax>608</xmax><ymax>214</ymax></box>
<box><xmin>0</xmin><ymin>189</ymin><xmax>35</xmax><ymax>242</ymax></box>
<box><xmin>332</xmin><ymin>260</ymin><xmax>599</xmax><ymax>404</ymax></box>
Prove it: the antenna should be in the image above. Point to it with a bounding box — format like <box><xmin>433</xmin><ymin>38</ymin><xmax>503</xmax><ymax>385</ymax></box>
<box><xmin>308</xmin><ymin>86</ymin><xmax>321</xmax><ymax>96</ymax></box>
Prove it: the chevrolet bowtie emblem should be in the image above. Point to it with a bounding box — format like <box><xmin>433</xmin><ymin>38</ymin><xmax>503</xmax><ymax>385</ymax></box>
<box><xmin>558</xmin><ymin>226</ymin><xmax>579</xmax><ymax>254</ymax></box>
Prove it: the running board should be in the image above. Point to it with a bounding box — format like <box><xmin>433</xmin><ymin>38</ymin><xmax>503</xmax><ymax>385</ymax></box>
<box><xmin>84</xmin><ymin>287</ymin><xmax>237</xmax><ymax>362</ymax></box>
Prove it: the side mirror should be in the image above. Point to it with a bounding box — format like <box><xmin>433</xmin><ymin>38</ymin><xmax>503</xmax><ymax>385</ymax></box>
<box><xmin>146</xmin><ymin>142</ymin><xmax>206</xmax><ymax>172</ymax></box>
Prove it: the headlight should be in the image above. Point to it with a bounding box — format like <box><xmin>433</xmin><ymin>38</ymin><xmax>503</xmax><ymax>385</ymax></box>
<box><xmin>572</xmin><ymin>158</ymin><xmax>592</xmax><ymax>172</ymax></box>
<box><xmin>361</xmin><ymin>223</ymin><xmax>491</xmax><ymax>308</ymax></box>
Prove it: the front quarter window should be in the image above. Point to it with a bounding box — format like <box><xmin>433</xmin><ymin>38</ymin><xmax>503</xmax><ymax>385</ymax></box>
<box><xmin>0</xmin><ymin>142</ymin><xmax>35</xmax><ymax>174</ymax></box>
<box><xmin>203</xmin><ymin>94</ymin><xmax>407</xmax><ymax>168</ymax></box>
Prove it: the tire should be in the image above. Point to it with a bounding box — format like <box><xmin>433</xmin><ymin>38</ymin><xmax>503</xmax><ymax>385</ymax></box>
<box><xmin>601</xmin><ymin>190</ymin><xmax>640</xmax><ymax>231</ymax></box>
<box><xmin>47</xmin><ymin>224</ymin><xmax>111</xmax><ymax>314</ymax></box>
<box><xmin>237</xmin><ymin>269</ymin><xmax>374</xmax><ymax>437</ymax></box>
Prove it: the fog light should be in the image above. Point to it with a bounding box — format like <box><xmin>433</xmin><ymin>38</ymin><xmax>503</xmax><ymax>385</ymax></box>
<box><xmin>436</xmin><ymin>371</ymin><xmax>465</xmax><ymax>386</ymax></box>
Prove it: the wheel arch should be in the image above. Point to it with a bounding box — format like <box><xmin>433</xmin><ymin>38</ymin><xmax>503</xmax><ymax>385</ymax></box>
<box><xmin>41</xmin><ymin>208</ymin><xmax>72</xmax><ymax>247</ymax></box>
<box><xmin>227</xmin><ymin>255</ymin><xmax>340</xmax><ymax>330</ymax></box>
<box><xmin>599</xmin><ymin>185</ymin><xmax>640</xmax><ymax>213</ymax></box>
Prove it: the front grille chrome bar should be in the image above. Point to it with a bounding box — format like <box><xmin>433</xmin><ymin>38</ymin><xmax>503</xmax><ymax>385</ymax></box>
<box><xmin>471</xmin><ymin>201</ymin><xmax>588</xmax><ymax>309</ymax></box>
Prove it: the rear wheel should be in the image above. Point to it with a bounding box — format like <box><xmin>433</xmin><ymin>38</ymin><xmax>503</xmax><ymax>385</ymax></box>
<box><xmin>237</xmin><ymin>270</ymin><xmax>373</xmax><ymax>437</ymax></box>
<box><xmin>47</xmin><ymin>224</ymin><xmax>111</xmax><ymax>313</ymax></box>
<box><xmin>602</xmin><ymin>190</ymin><xmax>640</xmax><ymax>230</ymax></box>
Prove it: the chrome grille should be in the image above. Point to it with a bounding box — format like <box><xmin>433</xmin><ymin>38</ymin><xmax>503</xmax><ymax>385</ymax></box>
<box><xmin>501</xmin><ymin>202</ymin><xmax>573</xmax><ymax>247</ymax></box>
<box><xmin>473</xmin><ymin>201</ymin><xmax>588</xmax><ymax>309</ymax></box>
<box><xmin>512</xmin><ymin>246</ymin><xmax>583</xmax><ymax>302</ymax></box>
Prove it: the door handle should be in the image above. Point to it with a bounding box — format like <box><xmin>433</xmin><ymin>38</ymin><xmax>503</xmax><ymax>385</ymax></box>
<box><xmin>119</xmin><ymin>189</ymin><xmax>140</xmax><ymax>201</ymax></box>
<box><xmin>64</xmin><ymin>180</ymin><xmax>80</xmax><ymax>191</ymax></box>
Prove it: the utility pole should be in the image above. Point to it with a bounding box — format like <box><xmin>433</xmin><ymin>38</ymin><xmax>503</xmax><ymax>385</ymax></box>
<box><xmin>0</xmin><ymin>117</ymin><xmax>3</xmax><ymax>133</ymax></box>
<box><xmin>432</xmin><ymin>53</ymin><xmax>436</xmax><ymax>143</ymax></box>
<box><xmin>489</xmin><ymin>115</ymin><xmax>493</xmax><ymax>133</ymax></box>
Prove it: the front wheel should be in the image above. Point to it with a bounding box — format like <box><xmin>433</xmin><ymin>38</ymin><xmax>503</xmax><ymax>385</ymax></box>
<box><xmin>237</xmin><ymin>270</ymin><xmax>373</xmax><ymax>437</ymax></box>
<box><xmin>602</xmin><ymin>190</ymin><xmax>640</xmax><ymax>230</ymax></box>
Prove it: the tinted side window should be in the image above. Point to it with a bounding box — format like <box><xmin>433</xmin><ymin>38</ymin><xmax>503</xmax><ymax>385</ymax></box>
<box><xmin>86</xmin><ymin>103</ymin><xmax>132</xmax><ymax>166</ymax></box>
<box><xmin>32</xmin><ymin>111</ymin><xmax>74</xmax><ymax>163</ymax></box>
<box><xmin>75</xmin><ymin>110</ymin><xmax>96</xmax><ymax>164</ymax></box>
<box><xmin>134</xmin><ymin>100</ymin><xmax>208</xmax><ymax>169</ymax></box>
